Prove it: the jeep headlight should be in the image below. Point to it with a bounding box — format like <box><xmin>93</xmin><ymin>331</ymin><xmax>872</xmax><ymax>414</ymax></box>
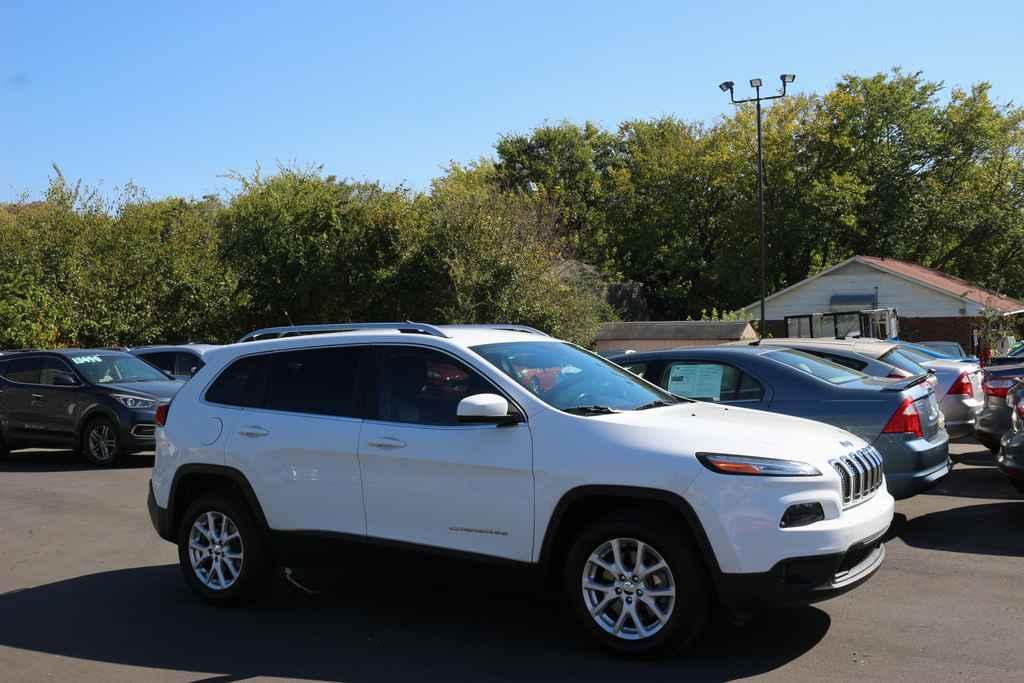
<box><xmin>696</xmin><ymin>453</ymin><xmax>821</xmax><ymax>476</ymax></box>
<box><xmin>113</xmin><ymin>394</ymin><xmax>156</xmax><ymax>410</ymax></box>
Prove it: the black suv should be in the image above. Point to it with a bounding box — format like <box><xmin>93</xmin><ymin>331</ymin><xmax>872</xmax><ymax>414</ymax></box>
<box><xmin>0</xmin><ymin>349</ymin><xmax>183</xmax><ymax>466</ymax></box>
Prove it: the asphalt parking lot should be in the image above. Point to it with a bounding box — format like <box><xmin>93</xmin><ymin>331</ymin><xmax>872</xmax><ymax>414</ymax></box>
<box><xmin>1</xmin><ymin>441</ymin><xmax>1022</xmax><ymax>682</ymax></box>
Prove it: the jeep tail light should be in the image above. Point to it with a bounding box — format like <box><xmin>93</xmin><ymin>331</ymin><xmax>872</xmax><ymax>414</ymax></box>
<box><xmin>948</xmin><ymin>371</ymin><xmax>974</xmax><ymax>397</ymax></box>
<box><xmin>155</xmin><ymin>402</ymin><xmax>170</xmax><ymax>427</ymax></box>
<box><xmin>882</xmin><ymin>397</ymin><xmax>923</xmax><ymax>438</ymax></box>
<box><xmin>982</xmin><ymin>377</ymin><xmax>1019</xmax><ymax>398</ymax></box>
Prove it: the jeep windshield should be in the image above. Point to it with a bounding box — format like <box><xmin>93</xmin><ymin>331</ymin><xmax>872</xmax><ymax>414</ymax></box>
<box><xmin>472</xmin><ymin>341</ymin><xmax>678</xmax><ymax>413</ymax></box>
<box><xmin>71</xmin><ymin>353</ymin><xmax>171</xmax><ymax>384</ymax></box>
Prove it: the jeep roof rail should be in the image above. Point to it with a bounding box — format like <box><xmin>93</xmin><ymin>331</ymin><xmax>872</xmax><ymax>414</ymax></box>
<box><xmin>237</xmin><ymin>322</ymin><xmax>451</xmax><ymax>344</ymax></box>
<box><xmin>440</xmin><ymin>324</ymin><xmax>549</xmax><ymax>337</ymax></box>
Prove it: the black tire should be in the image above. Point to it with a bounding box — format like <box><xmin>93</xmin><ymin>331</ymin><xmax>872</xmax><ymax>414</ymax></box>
<box><xmin>80</xmin><ymin>416</ymin><xmax>121</xmax><ymax>467</ymax></box>
<box><xmin>976</xmin><ymin>432</ymin><xmax>1001</xmax><ymax>454</ymax></box>
<box><xmin>177</xmin><ymin>492</ymin><xmax>270</xmax><ymax>605</ymax></box>
<box><xmin>0</xmin><ymin>432</ymin><xmax>8</xmax><ymax>460</ymax></box>
<box><xmin>564</xmin><ymin>511</ymin><xmax>710</xmax><ymax>657</ymax></box>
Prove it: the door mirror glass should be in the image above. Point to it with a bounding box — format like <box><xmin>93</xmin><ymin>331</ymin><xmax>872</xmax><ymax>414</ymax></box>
<box><xmin>457</xmin><ymin>393</ymin><xmax>519</xmax><ymax>425</ymax></box>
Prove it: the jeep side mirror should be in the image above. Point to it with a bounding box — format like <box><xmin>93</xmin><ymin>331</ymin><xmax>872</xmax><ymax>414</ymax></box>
<box><xmin>457</xmin><ymin>393</ymin><xmax>521</xmax><ymax>425</ymax></box>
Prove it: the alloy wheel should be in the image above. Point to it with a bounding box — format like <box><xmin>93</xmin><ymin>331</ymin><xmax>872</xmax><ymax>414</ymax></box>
<box><xmin>87</xmin><ymin>424</ymin><xmax>117</xmax><ymax>462</ymax></box>
<box><xmin>188</xmin><ymin>511</ymin><xmax>245</xmax><ymax>591</ymax></box>
<box><xmin>582</xmin><ymin>537</ymin><xmax>676</xmax><ymax>640</ymax></box>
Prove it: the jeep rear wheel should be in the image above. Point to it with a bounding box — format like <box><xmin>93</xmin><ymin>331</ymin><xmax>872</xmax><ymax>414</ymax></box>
<box><xmin>178</xmin><ymin>492</ymin><xmax>269</xmax><ymax>605</ymax></box>
<box><xmin>565</xmin><ymin>512</ymin><xmax>709</xmax><ymax>656</ymax></box>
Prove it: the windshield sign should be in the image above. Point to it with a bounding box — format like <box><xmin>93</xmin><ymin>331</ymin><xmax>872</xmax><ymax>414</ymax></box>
<box><xmin>471</xmin><ymin>341</ymin><xmax>677</xmax><ymax>414</ymax></box>
<box><xmin>73</xmin><ymin>354</ymin><xmax>170</xmax><ymax>384</ymax></box>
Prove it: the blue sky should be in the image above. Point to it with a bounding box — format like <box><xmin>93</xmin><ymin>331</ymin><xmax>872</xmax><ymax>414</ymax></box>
<box><xmin>3</xmin><ymin>1</ymin><xmax>1022</xmax><ymax>201</ymax></box>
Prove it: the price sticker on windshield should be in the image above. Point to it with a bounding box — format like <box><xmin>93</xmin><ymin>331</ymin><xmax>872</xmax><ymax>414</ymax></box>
<box><xmin>72</xmin><ymin>355</ymin><xmax>103</xmax><ymax>365</ymax></box>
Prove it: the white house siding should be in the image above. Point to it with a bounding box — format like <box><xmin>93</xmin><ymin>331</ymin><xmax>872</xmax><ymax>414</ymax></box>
<box><xmin>744</xmin><ymin>261</ymin><xmax>985</xmax><ymax>320</ymax></box>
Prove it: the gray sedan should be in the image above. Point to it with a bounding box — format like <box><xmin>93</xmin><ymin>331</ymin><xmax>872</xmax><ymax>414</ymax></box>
<box><xmin>744</xmin><ymin>339</ymin><xmax>982</xmax><ymax>439</ymax></box>
<box><xmin>612</xmin><ymin>346</ymin><xmax>951</xmax><ymax>499</ymax></box>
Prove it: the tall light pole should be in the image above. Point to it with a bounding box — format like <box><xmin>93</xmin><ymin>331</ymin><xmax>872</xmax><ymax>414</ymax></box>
<box><xmin>718</xmin><ymin>74</ymin><xmax>795</xmax><ymax>338</ymax></box>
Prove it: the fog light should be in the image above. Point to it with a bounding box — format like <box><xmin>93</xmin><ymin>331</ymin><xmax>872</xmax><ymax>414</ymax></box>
<box><xmin>780</xmin><ymin>503</ymin><xmax>825</xmax><ymax>528</ymax></box>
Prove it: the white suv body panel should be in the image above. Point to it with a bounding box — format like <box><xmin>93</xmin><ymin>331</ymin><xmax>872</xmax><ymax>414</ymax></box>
<box><xmin>358</xmin><ymin>417</ymin><xmax>534</xmax><ymax>560</ymax></box>
<box><xmin>529</xmin><ymin>399</ymin><xmax>894</xmax><ymax>573</ymax></box>
<box><xmin>153</xmin><ymin>328</ymin><xmax>894</xmax><ymax>583</ymax></box>
<box><xmin>226</xmin><ymin>408</ymin><xmax>366</xmax><ymax>535</ymax></box>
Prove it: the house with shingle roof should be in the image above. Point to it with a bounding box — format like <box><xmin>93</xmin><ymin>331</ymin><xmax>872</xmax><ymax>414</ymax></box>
<box><xmin>737</xmin><ymin>256</ymin><xmax>1024</xmax><ymax>348</ymax></box>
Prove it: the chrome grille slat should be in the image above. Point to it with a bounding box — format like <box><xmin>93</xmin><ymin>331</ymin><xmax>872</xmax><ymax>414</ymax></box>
<box><xmin>830</xmin><ymin>447</ymin><xmax>884</xmax><ymax>509</ymax></box>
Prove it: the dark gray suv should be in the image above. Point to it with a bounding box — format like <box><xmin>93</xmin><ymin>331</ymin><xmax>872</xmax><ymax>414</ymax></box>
<box><xmin>0</xmin><ymin>349</ymin><xmax>183</xmax><ymax>466</ymax></box>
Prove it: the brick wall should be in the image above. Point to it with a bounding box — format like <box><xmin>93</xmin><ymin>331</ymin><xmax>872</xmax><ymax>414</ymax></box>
<box><xmin>899</xmin><ymin>316</ymin><xmax>980</xmax><ymax>353</ymax></box>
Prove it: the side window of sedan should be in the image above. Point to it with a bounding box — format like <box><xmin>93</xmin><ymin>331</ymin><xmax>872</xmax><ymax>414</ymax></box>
<box><xmin>661</xmin><ymin>361</ymin><xmax>763</xmax><ymax>402</ymax></box>
<box><xmin>140</xmin><ymin>352</ymin><xmax>176</xmax><ymax>375</ymax></box>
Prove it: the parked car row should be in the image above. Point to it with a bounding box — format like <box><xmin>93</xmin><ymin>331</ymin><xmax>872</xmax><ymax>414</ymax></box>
<box><xmin>0</xmin><ymin>324</ymin><xmax>1014</xmax><ymax>658</ymax></box>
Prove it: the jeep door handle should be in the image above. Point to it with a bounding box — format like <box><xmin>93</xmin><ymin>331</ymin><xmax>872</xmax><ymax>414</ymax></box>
<box><xmin>238</xmin><ymin>426</ymin><xmax>270</xmax><ymax>438</ymax></box>
<box><xmin>31</xmin><ymin>393</ymin><xmax>44</xmax><ymax>404</ymax></box>
<box><xmin>367</xmin><ymin>437</ymin><xmax>406</xmax><ymax>449</ymax></box>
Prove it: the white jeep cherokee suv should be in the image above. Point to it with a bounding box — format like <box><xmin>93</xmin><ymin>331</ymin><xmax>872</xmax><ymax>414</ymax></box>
<box><xmin>148</xmin><ymin>323</ymin><xmax>894</xmax><ymax>656</ymax></box>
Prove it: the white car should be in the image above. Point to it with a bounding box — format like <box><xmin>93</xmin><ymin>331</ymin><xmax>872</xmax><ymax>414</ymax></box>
<box><xmin>147</xmin><ymin>323</ymin><xmax>894</xmax><ymax>656</ymax></box>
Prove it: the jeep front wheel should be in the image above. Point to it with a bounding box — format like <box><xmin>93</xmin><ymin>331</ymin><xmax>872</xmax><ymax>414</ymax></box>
<box><xmin>565</xmin><ymin>513</ymin><xmax>709</xmax><ymax>656</ymax></box>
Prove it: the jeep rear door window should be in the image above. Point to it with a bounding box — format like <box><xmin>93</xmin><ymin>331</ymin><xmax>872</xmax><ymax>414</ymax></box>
<box><xmin>766</xmin><ymin>349</ymin><xmax>865</xmax><ymax>385</ymax></box>
<box><xmin>661</xmin><ymin>361</ymin><xmax>763</xmax><ymax>402</ymax></box>
<box><xmin>205</xmin><ymin>355</ymin><xmax>269</xmax><ymax>408</ymax></box>
<box><xmin>265</xmin><ymin>347</ymin><xmax>364</xmax><ymax>418</ymax></box>
<box><xmin>472</xmin><ymin>341</ymin><xmax>676</xmax><ymax>412</ymax></box>
<box><xmin>375</xmin><ymin>346</ymin><xmax>493</xmax><ymax>426</ymax></box>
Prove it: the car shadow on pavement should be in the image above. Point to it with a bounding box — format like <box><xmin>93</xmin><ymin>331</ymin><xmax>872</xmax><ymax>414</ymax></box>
<box><xmin>0</xmin><ymin>449</ymin><xmax>153</xmax><ymax>472</ymax></box>
<box><xmin>0</xmin><ymin>559</ymin><xmax>830</xmax><ymax>682</ymax></box>
<box><xmin>922</xmin><ymin>462</ymin><xmax>1022</xmax><ymax>500</ymax></box>
<box><xmin>890</xmin><ymin>500</ymin><xmax>1024</xmax><ymax>557</ymax></box>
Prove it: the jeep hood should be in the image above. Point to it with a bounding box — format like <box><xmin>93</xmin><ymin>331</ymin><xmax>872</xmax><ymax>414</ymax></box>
<box><xmin>582</xmin><ymin>401</ymin><xmax>866</xmax><ymax>470</ymax></box>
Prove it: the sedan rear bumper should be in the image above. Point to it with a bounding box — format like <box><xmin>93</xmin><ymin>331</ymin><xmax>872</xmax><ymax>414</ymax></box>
<box><xmin>873</xmin><ymin>430</ymin><xmax>951</xmax><ymax>499</ymax></box>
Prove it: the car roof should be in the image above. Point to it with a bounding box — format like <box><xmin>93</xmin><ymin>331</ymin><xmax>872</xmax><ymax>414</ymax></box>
<box><xmin>611</xmin><ymin>346</ymin><xmax>775</xmax><ymax>361</ymax></box>
<box><xmin>131</xmin><ymin>344</ymin><xmax>220</xmax><ymax>354</ymax></box>
<box><xmin>205</xmin><ymin>326</ymin><xmax>565</xmax><ymax>366</ymax></box>
<box><xmin>744</xmin><ymin>338</ymin><xmax>898</xmax><ymax>353</ymax></box>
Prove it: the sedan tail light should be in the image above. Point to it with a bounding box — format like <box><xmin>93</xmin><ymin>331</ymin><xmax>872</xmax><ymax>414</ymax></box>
<box><xmin>948</xmin><ymin>371</ymin><xmax>974</xmax><ymax>397</ymax></box>
<box><xmin>155</xmin><ymin>402</ymin><xmax>171</xmax><ymax>427</ymax></box>
<box><xmin>882</xmin><ymin>397</ymin><xmax>923</xmax><ymax>438</ymax></box>
<box><xmin>982</xmin><ymin>377</ymin><xmax>1019</xmax><ymax>398</ymax></box>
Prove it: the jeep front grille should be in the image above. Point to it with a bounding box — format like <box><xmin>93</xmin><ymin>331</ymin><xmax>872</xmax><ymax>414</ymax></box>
<box><xmin>831</xmin><ymin>447</ymin><xmax>884</xmax><ymax>507</ymax></box>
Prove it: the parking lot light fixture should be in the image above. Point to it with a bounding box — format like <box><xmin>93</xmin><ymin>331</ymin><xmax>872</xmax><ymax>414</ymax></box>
<box><xmin>717</xmin><ymin>72</ymin><xmax>796</xmax><ymax>338</ymax></box>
